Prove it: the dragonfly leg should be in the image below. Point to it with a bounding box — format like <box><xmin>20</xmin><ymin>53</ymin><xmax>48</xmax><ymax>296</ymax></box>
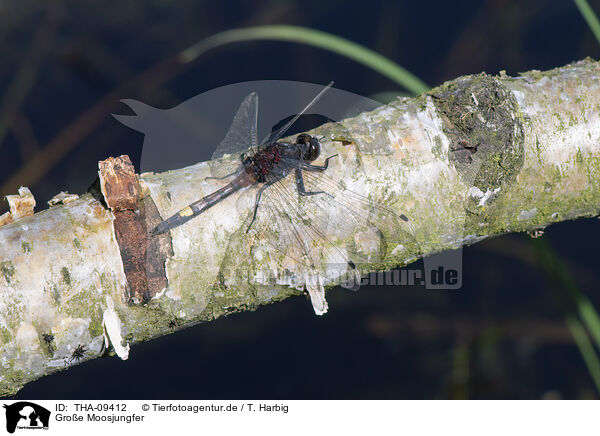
<box><xmin>295</xmin><ymin>168</ymin><xmax>333</xmax><ymax>197</ymax></box>
<box><xmin>247</xmin><ymin>181</ymin><xmax>273</xmax><ymax>233</ymax></box>
<box><xmin>301</xmin><ymin>154</ymin><xmax>338</xmax><ymax>172</ymax></box>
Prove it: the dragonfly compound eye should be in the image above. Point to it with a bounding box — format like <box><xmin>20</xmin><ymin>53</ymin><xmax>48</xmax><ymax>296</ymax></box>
<box><xmin>295</xmin><ymin>133</ymin><xmax>311</xmax><ymax>144</ymax></box>
<box><xmin>296</xmin><ymin>134</ymin><xmax>321</xmax><ymax>161</ymax></box>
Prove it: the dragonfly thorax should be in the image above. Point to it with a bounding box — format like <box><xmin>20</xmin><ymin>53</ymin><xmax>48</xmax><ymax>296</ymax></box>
<box><xmin>244</xmin><ymin>143</ymin><xmax>283</xmax><ymax>182</ymax></box>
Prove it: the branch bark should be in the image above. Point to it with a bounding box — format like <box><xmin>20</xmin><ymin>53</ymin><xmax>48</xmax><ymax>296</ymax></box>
<box><xmin>2</xmin><ymin>59</ymin><xmax>600</xmax><ymax>396</ymax></box>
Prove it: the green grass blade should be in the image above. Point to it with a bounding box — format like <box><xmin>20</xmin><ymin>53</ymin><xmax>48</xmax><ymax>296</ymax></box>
<box><xmin>575</xmin><ymin>292</ymin><xmax>600</xmax><ymax>349</ymax></box>
<box><xmin>532</xmin><ymin>238</ymin><xmax>600</xmax><ymax>350</ymax></box>
<box><xmin>180</xmin><ymin>25</ymin><xmax>429</xmax><ymax>95</ymax></box>
<box><xmin>574</xmin><ymin>0</ymin><xmax>600</xmax><ymax>46</ymax></box>
<box><xmin>531</xmin><ymin>237</ymin><xmax>600</xmax><ymax>394</ymax></box>
<box><xmin>565</xmin><ymin>313</ymin><xmax>600</xmax><ymax>393</ymax></box>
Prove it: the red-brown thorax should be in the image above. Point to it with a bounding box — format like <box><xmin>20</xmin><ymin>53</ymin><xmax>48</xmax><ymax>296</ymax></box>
<box><xmin>245</xmin><ymin>143</ymin><xmax>283</xmax><ymax>180</ymax></box>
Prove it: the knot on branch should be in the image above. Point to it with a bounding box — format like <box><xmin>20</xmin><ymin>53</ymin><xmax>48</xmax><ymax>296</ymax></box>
<box><xmin>429</xmin><ymin>73</ymin><xmax>525</xmax><ymax>199</ymax></box>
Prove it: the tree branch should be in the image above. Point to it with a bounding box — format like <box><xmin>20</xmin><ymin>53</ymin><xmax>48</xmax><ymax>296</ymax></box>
<box><xmin>1</xmin><ymin>59</ymin><xmax>600</xmax><ymax>395</ymax></box>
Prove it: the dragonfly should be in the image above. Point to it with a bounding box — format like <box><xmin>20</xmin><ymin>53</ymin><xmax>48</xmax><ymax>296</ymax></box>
<box><xmin>150</xmin><ymin>82</ymin><xmax>413</xmax><ymax>314</ymax></box>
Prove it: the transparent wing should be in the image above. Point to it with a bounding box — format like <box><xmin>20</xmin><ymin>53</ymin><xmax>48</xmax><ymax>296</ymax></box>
<box><xmin>245</xmin><ymin>184</ymin><xmax>361</xmax><ymax>294</ymax></box>
<box><xmin>211</xmin><ymin>92</ymin><xmax>258</xmax><ymax>160</ymax></box>
<box><xmin>243</xmin><ymin>156</ymin><xmax>414</xmax><ymax>291</ymax></box>
<box><xmin>292</xmin><ymin>160</ymin><xmax>414</xmax><ymax>251</ymax></box>
<box><xmin>283</xmin><ymin>156</ymin><xmax>412</xmax><ymax>250</ymax></box>
<box><xmin>264</xmin><ymin>82</ymin><xmax>333</xmax><ymax>145</ymax></box>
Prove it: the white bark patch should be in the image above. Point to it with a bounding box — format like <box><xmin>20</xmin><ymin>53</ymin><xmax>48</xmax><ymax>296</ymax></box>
<box><xmin>0</xmin><ymin>212</ymin><xmax>12</xmax><ymax>227</ymax></box>
<box><xmin>165</xmin><ymin>286</ymin><xmax>182</xmax><ymax>301</ymax></box>
<box><xmin>511</xmin><ymin>90</ymin><xmax>527</xmax><ymax>110</ymax></box>
<box><xmin>386</xmin><ymin>128</ymin><xmax>404</xmax><ymax>150</ymax></box>
<box><xmin>152</xmin><ymin>287</ymin><xmax>167</xmax><ymax>300</ymax></box>
<box><xmin>469</xmin><ymin>186</ymin><xmax>484</xmax><ymax>200</ymax></box>
<box><xmin>16</xmin><ymin>323</ymin><xmax>40</xmax><ymax>353</ymax></box>
<box><xmin>48</xmin><ymin>192</ymin><xmax>79</xmax><ymax>206</ymax></box>
<box><xmin>509</xmin><ymin>72</ymin><xmax>600</xmax><ymax>170</ymax></box>
<box><xmin>305</xmin><ymin>272</ymin><xmax>327</xmax><ymax>315</ymax></box>
<box><xmin>102</xmin><ymin>295</ymin><xmax>130</xmax><ymax>360</ymax></box>
<box><xmin>391</xmin><ymin>244</ymin><xmax>406</xmax><ymax>256</ymax></box>
<box><xmin>6</xmin><ymin>187</ymin><xmax>36</xmax><ymax>220</ymax></box>
<box><xmin>469</xmin><ymin>186</ymin><xmax>502</xmax><ymax>207</ymax></box>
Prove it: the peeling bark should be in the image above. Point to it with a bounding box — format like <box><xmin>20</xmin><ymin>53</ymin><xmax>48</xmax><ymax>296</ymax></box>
<box><xmin>97</xmin><ymin>155</ymin><xmax>171</xmax><ymax>304</ymax></box>
<box><xmin>2</xmin><ymin>59</ymin><xmax>600</xmax><ymax>396</ymax></box>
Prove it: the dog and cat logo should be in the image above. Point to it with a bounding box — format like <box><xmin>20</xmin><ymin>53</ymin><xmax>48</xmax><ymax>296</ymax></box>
<box><xmin>2</xmin><ymin>402</ymin><xmax>50</xmax><ymax>433</ymax></box>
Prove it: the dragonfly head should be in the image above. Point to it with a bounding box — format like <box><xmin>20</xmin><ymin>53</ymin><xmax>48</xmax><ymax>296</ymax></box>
<box><xmin>296</xmin><ymin>133</ymin><xmax>321</xmax><ymax>162</ymax></box>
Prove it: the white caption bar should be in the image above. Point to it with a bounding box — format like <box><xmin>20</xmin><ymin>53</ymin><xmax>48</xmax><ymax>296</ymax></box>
<box><xmin>1</xmin><ymin>400</ymin><xmax>597</xmax><ymax>436</ymax></box>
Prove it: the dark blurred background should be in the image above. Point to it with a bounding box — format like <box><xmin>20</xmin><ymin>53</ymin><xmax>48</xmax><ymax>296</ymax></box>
<box><xmin>3</xmin><ymin>0</ymin><xmax>600</xmax><ymax>399</ymax></box>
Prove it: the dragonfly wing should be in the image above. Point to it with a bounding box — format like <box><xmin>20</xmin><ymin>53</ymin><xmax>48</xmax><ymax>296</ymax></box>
<box><xmin>280</xmin><ymin>156</ymin><xmax>415</xmax><ymax>260</ymax></box>
<box><xmin>244</xmin><ymin>197</ymin><xmax>335</xmax><ymax>315</ymax></box>
<box><xmin>263</xmin><ymin>82</ymin><xmax>333</xmax><ymax>145</ymax></box>
<box><xmin>263</xmin><ymin>174</ymin><xmax>362</xmax><ymax>284</ymax></box>
<box><xmin>211</xmin><ymin>92</ymin><xmax>258</xmax><ymax>160</ymax></box>
<box><xmin>240</xmin><ymin>165</ymin><xmax>363</xmax><ymax>314</ymax></box>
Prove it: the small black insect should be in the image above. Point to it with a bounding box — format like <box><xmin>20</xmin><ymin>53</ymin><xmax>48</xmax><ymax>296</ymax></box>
<box><xmin>69</xmin><ymin>344</ymin><xmax>87</xmax><ymax>362</ymax></box>
<box><xmin>42</xmin><ymin>333</ymin><xmax>56</xmax><ymax>353</ymax></box>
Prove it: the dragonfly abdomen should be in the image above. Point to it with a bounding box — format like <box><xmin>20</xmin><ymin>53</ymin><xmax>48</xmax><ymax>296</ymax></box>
<box><xmin>150</xmin><ymin>171</ymin><xmax>255</xmax><ymax>236</ymax></box>
<box><xmin>150</xmin><ymin>204</ymin><xmax>200</xmax><ymax>236</ymax></box>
